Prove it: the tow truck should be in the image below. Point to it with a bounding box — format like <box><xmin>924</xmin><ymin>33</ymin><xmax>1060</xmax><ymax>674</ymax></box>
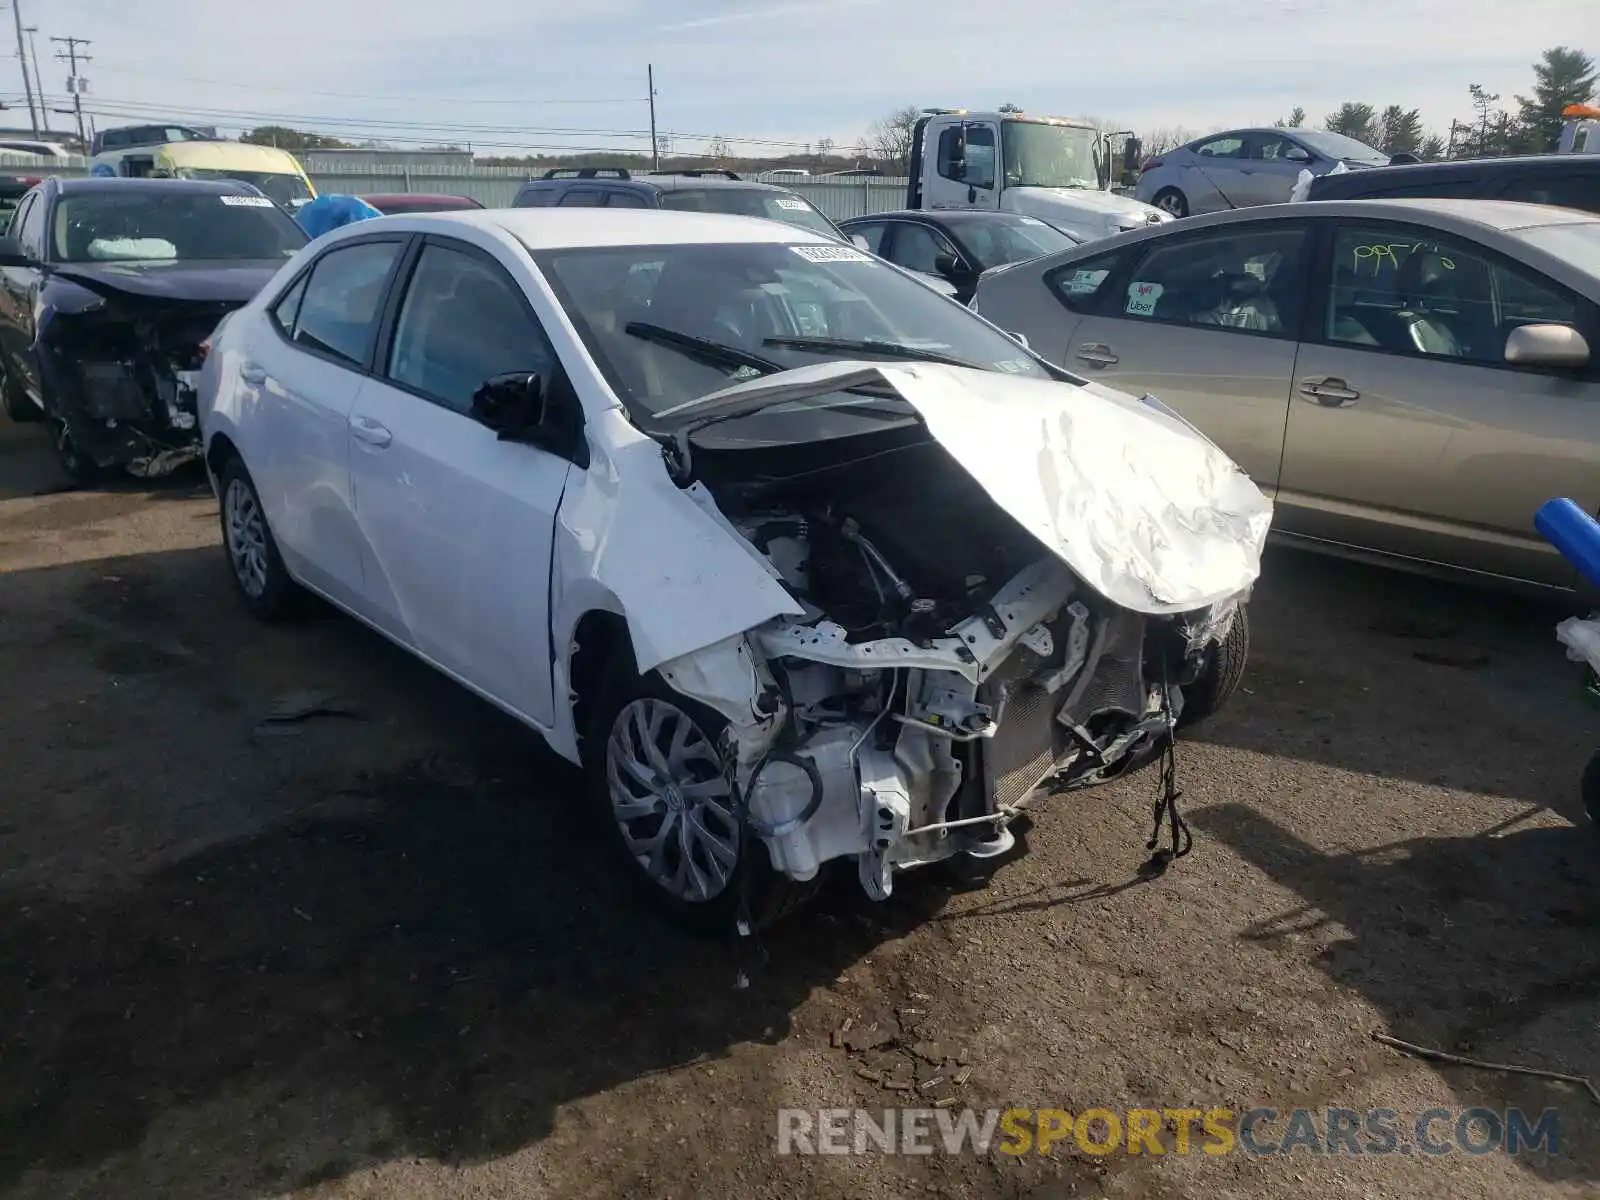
<box><xmin>1559</xmin><ymin>103</ymin><xmax>1600</xmax><ymax>154</ymax></box>
<box><xmin>905</xmin><ymin>108</ymin><xmax>1169</xmax><ymax>242</ymax></box>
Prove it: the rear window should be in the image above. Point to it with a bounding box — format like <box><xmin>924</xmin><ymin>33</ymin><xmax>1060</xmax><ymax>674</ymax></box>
<box><xmin>656</xmin><ymin>187</ymin><xmax>841</xmax><ymax>238</ymax></box>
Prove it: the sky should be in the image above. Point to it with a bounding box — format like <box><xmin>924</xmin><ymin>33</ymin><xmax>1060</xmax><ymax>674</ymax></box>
<box><xmin>6</xmin><ymin>0</ymin><xmax>1595</xmax><ymax>158</ymax></box>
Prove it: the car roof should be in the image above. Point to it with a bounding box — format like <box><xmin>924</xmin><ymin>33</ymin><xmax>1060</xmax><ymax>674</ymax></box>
<box><xmin>1095</xmin><ymin>197</ymin><xmax>1596</xmax><ymax>240</ymax></box>
<box><xmin>842</xmin><ymin>209</ymin><xmax>1042</xmax><ymax>225</ymax></box>
<box><xmin>1313</xmin><ymin>153</ymin><xmax>1599</xmax><ymax>186</ymax></box>
<box><xmin>51</xmin><ymin>176</ymin><xmax>263</xmax><ymax>197</ymax></box>
<box><xmin>361</xmin><ymin>193</ymin><xmax>480</xmax><ymax>205</ymax></box>
<box><xmin>356</xmin><ymin>207</ymin><xmax>837</xmax><ymax>250</ymax></box>
<box><xmin>521</xmin><ymin>174</ymin><xmax>797</xmax><ymax>195</ymax></box>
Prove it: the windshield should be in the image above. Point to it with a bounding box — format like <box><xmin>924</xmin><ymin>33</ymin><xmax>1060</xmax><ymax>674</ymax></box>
<box><xmin>51</xmin><ymin>190</ymin><xmax>308</xmax><ymax>263</ymax></box>
<box><xmin>656</xmin><ymin>188</ymin><xmax>844</xmax><ymax>238</ymax></box>
<box><xmin>1002</xmin><ymin>121</ymin><xmax>1100</xmax><ymax>189</ymax></box>
<box><xmin>1512</xmin><ymin>221</ymin><xmax>1600</xmax><ymax>275</ymax></box>
<box><xmin>958</xmin><ymin>216</ymin><xmax>1081</xmax><ymax>268</ymax></box>
<box><xmin>177</xmin><ymin>168</ymin><xmax>313</xmax><ymax>207</ymax></box>
<box><xmin>536</xmin><ymin>241</ymin><xmax>1049</xmax><ymax>426</ymax></box>
<box><xmin>1293</xmin><ymin>130</ymin><xmax>1390</xmax><ymax>165</ymax></box>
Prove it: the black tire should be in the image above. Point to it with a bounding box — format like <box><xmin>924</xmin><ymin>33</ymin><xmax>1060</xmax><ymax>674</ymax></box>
<box><xmin>1153</xmin><ymin>187</ymin><xmax>1189</xmax><ymax>219</ymax></box>
<box><xmin>1582</xmin><ymin>751</ymin><xmax>1600</xmax><ymax>828</ymax></box>
<box><xmin>1177</xmin><ymin>605</ymin><xmax>1250</xmax><ymax>730</ymax></box>
<box><xmin>0</xmin><ymin>359</ymin><xmax>39</xmax><ymax>423</ymax></box>
<box><xmin>216</xmin><ymin>453</ymin><xmax>300</xmax><ymax>621</ymax></box>
<box><xmin>583</xmin><ymin>656</ymin><xmax>820</xmax><ymax>935</ymax></box>
<box><xmin>46</xmin><ymin>416</ymin><xmax>107</xmax><ymax>484</ymax></box>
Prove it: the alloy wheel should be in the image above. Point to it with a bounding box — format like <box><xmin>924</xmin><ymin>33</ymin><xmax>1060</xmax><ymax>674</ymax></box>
<box><xmin>223</xmin><ymin>477</ymin><xmax>270</xmax><ymax>598</ymax></box>
<box><xmin>605</xmin><ymin>697</ymin><xmax>741</xmax><ymax>902</ymax></box>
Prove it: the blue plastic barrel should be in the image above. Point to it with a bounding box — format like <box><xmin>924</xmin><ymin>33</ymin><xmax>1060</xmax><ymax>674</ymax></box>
<box><xmin>1535</xmin><ymin>497</ymin><xmax>1600</xmax><ymax>589</ymax></box>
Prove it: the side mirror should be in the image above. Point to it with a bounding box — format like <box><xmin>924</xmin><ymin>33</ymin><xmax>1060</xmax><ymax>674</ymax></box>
<box><xmin>1123</xmin><ymin>138</ymin><xmax>1143</xmax><ymax>173</ymax></box>
<box><xmin>933</xmin><ymin>252</ymin><xmax>971</xmax><ymax>281</ymax></box>
<box><xmin>471</xmin><ymin>371</ymin><xmax>547</xmax><ymax>438</ymax></box>
<box><xmin>850</xmin><ymin>234</ymin><xmax>870</xmax><ymax>251</ymax></box>
<box><xmin>1505</xmin><ymin>323</ymin><xmax>1591</xmax><ymax>369</ymax></box>
<box><xmin>1007</xmin><ymin>330</ymin><xmax>1030</xmax><ymax>349</ymax></box>
<box><xmin>0</xmin><ymin>234</ymin><xmax>34</xmax><ymax>268</ymax></box>
<box><xmin>1284</xmin><ymin>146</ymin><xmax>1312</xmax><ymax>163</ymax></box>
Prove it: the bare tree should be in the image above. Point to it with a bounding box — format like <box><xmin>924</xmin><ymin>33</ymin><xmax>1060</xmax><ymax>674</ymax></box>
<box><xmin>706</xmin><ymin>134</ymin><xmax>732</xmax><ymax>159</ymax></box>
<box><xmin>858</xmin><ymin>105</ymin><xmax>921</xmax><ymax>174</ymax></box>
<box><xmin>1139</xmin><ymin>126</ymin><xmax>1199</xmax><ymax>155</ymax></box>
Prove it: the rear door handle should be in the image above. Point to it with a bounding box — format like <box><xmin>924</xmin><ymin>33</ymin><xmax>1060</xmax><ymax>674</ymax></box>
<box><xmin>350</xmin><ymin>415</ymin><xmax>393</xmax><ymax>448</ymax></box>
<box><xmin>239</xmin><ymin>363</ymin><xmax>266</xmax><ymax>386</ymax></box>
<box><xmin>1075</xmin><ymin>343</ymin><xmax>1119</xmax><ymax>367</ymax></box>
<box><xmin>1299</xmin><ymin>377</ymin><xmax>1360</xmax><ymax>406</ymax></box>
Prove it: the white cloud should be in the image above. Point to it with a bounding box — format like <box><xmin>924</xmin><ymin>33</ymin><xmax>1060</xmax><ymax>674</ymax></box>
<box><xmin>15</xmin><ymin>0</ymin><xmax>1591</xmax><ymax>157</ymax></box>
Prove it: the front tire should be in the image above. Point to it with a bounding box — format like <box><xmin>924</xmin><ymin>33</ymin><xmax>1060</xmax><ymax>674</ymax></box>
<box><xmin>46</xmin><ymin>416</ymin><xmax>107</xmax><ymax>483</ymax></box>
<box><xmin>584</xmin><ymin>662</ymin><xmax>818</xmax><ymax>934</ymax></box>
<box><xmin>1177</xmin><ymin>605</ymin><xmax>1250</xmax><ymax>730</ymax></box>
<box><xmin>217</xmin><ymin>454</ymin><xmax>300</xmax><ymax>620</ymax></box>
<box><xmin>1153</xmin><ymin>187</ymin><xmax>1189</xmax><ymax>218</ymax></box>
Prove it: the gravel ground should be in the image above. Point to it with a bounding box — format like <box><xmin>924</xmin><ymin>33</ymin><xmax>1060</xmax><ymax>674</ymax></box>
<box><xmin>2</xmin><ymin>413</ymin><xmax>1598</xmax><ymax>1200</ymax></box>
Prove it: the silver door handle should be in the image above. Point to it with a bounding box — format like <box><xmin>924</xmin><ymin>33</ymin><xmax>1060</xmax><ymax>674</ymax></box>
<box><xmin>1299</xmin><ymin>377</ymin><xmax>1359</xmax><ymax>406</ymax></box>
<box><xmin>350</xmin><ymin>416</ymin><xmax>392</xmax><ymax>447</ymax></box>
<box><xmin>1075</xmin><ymin>343</ymin><xmax>1119</xmax><ymax>367</ymax></box>
<box><xmin>239</xmin><ymin>363</ymin><xmax>266</xmax><ymax>386</ymax></box>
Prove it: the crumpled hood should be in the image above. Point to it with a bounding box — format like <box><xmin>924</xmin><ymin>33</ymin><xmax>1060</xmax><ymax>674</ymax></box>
<box><xmin>674</xmin><ymin>360</ymin><xmax>1272</xmax><ymax>615</ymax></box>
<box><xmin>1003</xmin><ymin>186</ymin><xmax>1169</xmax><ymax>228</ymax></box>
<box><xmin>50</xmin><ymin>260</ymin><xmax>289</xmax><ymax>304</ymax></box>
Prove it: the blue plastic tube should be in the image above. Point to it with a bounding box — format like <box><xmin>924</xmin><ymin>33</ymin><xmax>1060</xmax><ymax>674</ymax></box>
<box><xmin>1535</xmin><ymin>497</ymin><xmax>1600</xmax><ymax>590</ymax></box>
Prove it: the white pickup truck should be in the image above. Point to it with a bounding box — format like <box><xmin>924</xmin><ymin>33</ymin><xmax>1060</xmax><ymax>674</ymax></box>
<box><xmin>905</xmin><ymin>108</ymin><xmax>1170</xmax><ymax>242</ymax></box>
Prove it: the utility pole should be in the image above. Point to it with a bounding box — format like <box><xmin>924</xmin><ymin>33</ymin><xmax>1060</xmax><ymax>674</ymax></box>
<box><xmin>647</xmin><ymin>64</ymin><xmax>659</xmax><ymax>171</ymax></box>
<box><xmin>9</xmin><ymin>0</ymin><xmax>39</xmax><ymax>138</ymax></box>
<box><xmin>51</xmin><ymin>36</ymin><xmax>90</xmax><ymax>149</ymax></box>
<box><xmin>24</xmin><ymin>25</ymin><xmax>44</xmax><ymax>132</ymax></box>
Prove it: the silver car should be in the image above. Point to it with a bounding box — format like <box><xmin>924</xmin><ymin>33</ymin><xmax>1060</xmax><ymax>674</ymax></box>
<box><xmin>1135</xmin><ymin>128</ymin><xmax>1391</xmax><ymax>218</ymax></box>
<box><xmin>972</xmin><ymin>199</ymin><xmax>1600</xmax><ymax>594</ymax></box>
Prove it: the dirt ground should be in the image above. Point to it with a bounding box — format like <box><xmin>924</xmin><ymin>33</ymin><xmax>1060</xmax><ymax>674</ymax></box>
<box><xmin>2</xmin><ymin>411</ymin><xmax>1599</xmax><ymax>1200</ymax></box>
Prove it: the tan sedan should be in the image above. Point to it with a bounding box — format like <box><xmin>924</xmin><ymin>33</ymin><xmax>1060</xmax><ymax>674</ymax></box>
<box><xmin>972</xmin><ymin>199</ymin><xmax>1600</xmax><ymax>595</ymax></box>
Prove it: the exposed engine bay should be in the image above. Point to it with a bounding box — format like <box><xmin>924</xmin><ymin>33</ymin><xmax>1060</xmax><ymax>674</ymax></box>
<box><xmin>658</xmin><ymin>429</ymin><xmax>1245</xmax><ymax>899</ymax></box>
<box><xmin>37</xmin><ymin>296</ymin><xmax>229</xmax><ymax>477</ymax></box>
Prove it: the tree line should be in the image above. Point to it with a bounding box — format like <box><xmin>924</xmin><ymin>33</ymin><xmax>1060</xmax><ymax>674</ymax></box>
<box><xmin>863</xmin><ymin>45</ymin><xmax>1594</xmax><ymax>171</ymax></box>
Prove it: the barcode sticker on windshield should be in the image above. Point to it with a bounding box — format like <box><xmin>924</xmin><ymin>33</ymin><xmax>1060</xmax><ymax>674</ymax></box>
<box><xmin>792</xmin><ymin>244</ymin><xmax>872</xmax><ymax>264</ymax></box>
<box><xmin>1125</xmin><ymin>281</ymin><xmax>1163</xmax><ymax>316</ymax></box>
<box><xmin>220</xmin><ymin>195</ymin><xmax>274</xmax><ymax>207</ymax></box>
<box><xmin>774</xmin><ymin>197</ymin><xmax>810</xmax><ymax>210</ymax></box>
<box><xmin>1062</xmin><ymin>268</ymin><xmax>1106</xmax><ymax>295</ymax></box>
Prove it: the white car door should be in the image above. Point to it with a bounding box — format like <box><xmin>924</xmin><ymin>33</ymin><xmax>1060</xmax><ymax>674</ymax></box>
<box><xmin>244</xmin><ymin>235</ymin><xmax>409</xmax><ymax>611</ymax></box>
<box><xmin>346</xmin><ymin>236</ymin><xmax>576</xmax><ymax>727</ymax></box>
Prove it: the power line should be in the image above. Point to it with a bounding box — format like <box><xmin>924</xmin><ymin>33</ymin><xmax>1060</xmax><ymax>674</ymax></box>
<box><xmin>50</xmin><ymin>36</ymin><xmax>90</xmax><ymax>147</ymax></box>
<box><xmin>25</xmin><ymin>91</ymin><xmax>818</xmax><ymax>152</ymax></box>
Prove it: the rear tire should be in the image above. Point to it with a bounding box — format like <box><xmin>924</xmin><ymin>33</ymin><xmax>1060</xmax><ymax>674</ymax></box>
<box><xmin>584</xmin><ymin>657</ymin><xmax>820</xmax><ymax>935</ymax></box>
<box><xmin>1177</xmin><ymin>605</ymin><xmax>1250</xmax><ymax>730</ymax></box>
<box><xmin>216</xmin><ymin>453</ymin><xmax>300</xmax><ymax>621</ymax></box>
<box><xmin>1153</xmin><ymin>187</ymin><xmax>1189</xmax><ymax>218</ymax></box>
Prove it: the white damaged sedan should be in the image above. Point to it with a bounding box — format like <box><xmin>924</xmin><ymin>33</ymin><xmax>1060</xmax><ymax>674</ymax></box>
<box><xmin>197</xmin><ymin>208</ymin><xmax>1272</xmax><ymax>929</ymax></box>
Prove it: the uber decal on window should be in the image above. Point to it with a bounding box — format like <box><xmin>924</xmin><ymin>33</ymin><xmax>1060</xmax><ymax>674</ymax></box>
<box><xmin>1126</xmin><ymin>281</ymin><xmax>1163</xmax><ymax>316</ymax></box>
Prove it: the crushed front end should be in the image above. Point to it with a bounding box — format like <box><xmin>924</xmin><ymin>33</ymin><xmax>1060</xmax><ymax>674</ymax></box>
<box><xmin>37</xmin><ymin>292</ymin><xmax>234</xmax><ymax>477</ymax></box>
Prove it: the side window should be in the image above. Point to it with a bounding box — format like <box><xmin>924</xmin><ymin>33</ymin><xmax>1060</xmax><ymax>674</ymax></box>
<box><xmin>1118</xmin><ymin>226</ymin><xmax>1307</xmax><ymax>336</ymax></box>
<box><xmin>847</xmin><ymin>221</ymin><xmax>889</xmax><ymax>254</ymax></box>
<box><xmin>1498</xmin><ymin>174</ymin><xmax>1600</xmax><ymax>215</ymax></box>
<box><xmin>1252</xmin><ymin>134</ymin><xmax>1309</xmax><ymax>163</ymax></box>
<box><xmin>515</xmin><ymin>186</ymin><xmax>555</xmax><ymax>208</ymax></box>
<box><xmin>387</xmin><ymin>242</ymin><xmax>556</xmax><ymax>415</ymax></box>
<box><xmin>887</xmin><ymin>223</ymin><xmax>960</xmax><ymax>274</ymax></box>
<box><xmin>558</xmin><ymin>189</ymin><xmax>605</xmax><ymax>208</ymax></box>
<box><xmin>18</xmin><ymin>193</ymin><xmax>46</xmax><ymax>258</ymax></box>
<box><xmin>271</xmin><ymin>274</ymin><xmax>309</xmax><ymax>336</ymax></box>
<box><xmin>1325</xmin><ymin>225</ymin><xmax>1578</xmax><ymax>366</ymax></box>
<box><xmin>1046</xmin><ymin>248</ymin><xmax>1132</xmax><ymax>314</ymax></box>
<box><xmin>936</xmin><ymin>125</ymin><xmax>997</xmax><ymax>189</ymax></box>
<box><xmin>606</xmin><ymin>191</ymin><xmax>650</xmax><ymax>208</ymax></box>
<box><xmin>7</xmin><ymin>192</ymin><xmax>33</xmax><ymax>240</ymax></box>
<box><xmin>291</xmin><ymin>240</ymin><xmax>402</xmax><ymax>367</ymax></box>
<box><xmin>1194</xmin><ymin>136</ymin><xmax>1246</xmax><ymax>160</ymax></box>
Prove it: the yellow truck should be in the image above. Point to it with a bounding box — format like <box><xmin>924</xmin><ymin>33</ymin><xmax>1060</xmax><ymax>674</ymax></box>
<box><xmin>91</xmin><ymin>139</ymin><xmax>317</xmax><ymax>209</ymax></box>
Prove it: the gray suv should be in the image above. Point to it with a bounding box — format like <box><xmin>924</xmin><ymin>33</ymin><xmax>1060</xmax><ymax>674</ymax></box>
<box><xmin>511</xmin><ymin>168</ymin><xmax>856</xmax><ymax>241</ymax></box>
